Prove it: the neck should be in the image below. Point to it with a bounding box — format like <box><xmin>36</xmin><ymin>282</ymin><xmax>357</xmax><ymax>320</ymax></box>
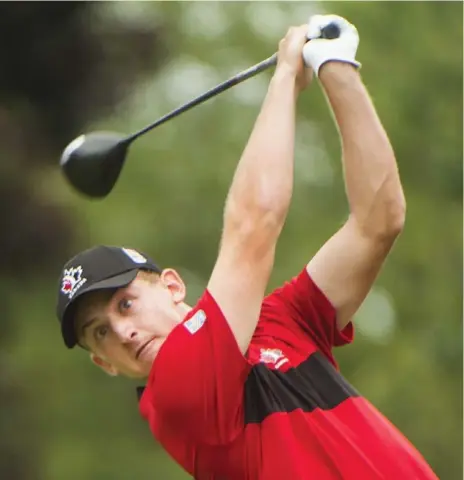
<box><xmin>176</xmin><ymin>302</ymin><xmax>192</xmax><ymax>323</ymax></box>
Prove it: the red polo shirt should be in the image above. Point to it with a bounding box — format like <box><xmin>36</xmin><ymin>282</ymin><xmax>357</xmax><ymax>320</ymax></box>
<box><xmin>138</xmin><ymin>268</ymin><xmax>438</xmax><ymax>479</ymax></box>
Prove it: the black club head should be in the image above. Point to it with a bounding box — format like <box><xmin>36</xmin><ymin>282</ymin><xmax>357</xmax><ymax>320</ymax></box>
<box><xmin>60</xmin><ymin>131</ymin><xmax>130</xmax><ymax>198</ymax></box>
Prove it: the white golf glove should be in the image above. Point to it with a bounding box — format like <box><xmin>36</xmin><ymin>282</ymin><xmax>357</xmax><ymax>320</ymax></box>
<box><xmin>303</xmin><ymin>14</ymin><xmax>361</xmax><ymax>76</ymax></box>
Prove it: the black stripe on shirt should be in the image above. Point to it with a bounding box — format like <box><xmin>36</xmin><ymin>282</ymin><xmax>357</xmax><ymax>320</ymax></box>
<box><xmin>244</xmin><ymin>351</ymin><xmax>359</xmax><ymax>424</ymax></box>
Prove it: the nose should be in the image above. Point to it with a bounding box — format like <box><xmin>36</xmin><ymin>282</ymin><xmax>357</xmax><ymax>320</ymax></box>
<box><xmin>113</xmin><ymin>319</ymin><xmax>138</xmax><ymax>342</ymax></box>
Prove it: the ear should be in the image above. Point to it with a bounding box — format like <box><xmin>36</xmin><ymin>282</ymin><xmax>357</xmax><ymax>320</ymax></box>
<box><xmin>90</xmin><ymin>352</ymin><xmax>119</xmax><ymax>377</ymax></box>
<box><xmin>159</xmin><ymin>268</ymin><xmax>186</xmax><ymax>304</ymax></box>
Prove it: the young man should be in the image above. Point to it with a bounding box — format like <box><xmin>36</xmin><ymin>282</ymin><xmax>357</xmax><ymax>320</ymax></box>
<box><xmin>56</xmin><ymin>15</ymin><xmax>438</xmax><ymax>480</ymax></box>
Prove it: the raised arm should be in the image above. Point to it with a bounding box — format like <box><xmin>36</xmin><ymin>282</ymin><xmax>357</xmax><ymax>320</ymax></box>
<box><xmin>306</xmin><ymin>26</ymin><xmax>406</xmax><ymax>331</ymax></box>
<box><xmin>207</xmin><ymin>26</ymin><xmax>312</xmax><ymax>353</ymax></box>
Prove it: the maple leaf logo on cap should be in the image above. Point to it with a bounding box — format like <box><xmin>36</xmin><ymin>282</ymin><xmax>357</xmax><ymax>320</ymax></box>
<box><xmin>61</xmin><ymin>266</ymin><xmax>87</xmax><ymax>299</ymax></box>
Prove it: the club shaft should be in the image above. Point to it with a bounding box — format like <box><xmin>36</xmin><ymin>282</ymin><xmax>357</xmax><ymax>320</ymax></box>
<box><xmin>125</xmin><ymin>54</ymin><xmax>277</xmax><ymax>143</ymax></box>
<box><xmin>123</xmin><ymin>22</ymin><xmax>340</xmax><ymax>145</ymax></box>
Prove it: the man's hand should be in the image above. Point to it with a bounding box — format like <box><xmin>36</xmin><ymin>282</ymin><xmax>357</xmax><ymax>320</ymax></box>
<box><xmin>276</xmin><ymin>25</ymin><xmax>313</xmax><ymax>93</ymax></box>
<box><xmin>303</xmin><ymin>15</ymin><xmax>361</xmax><ymax>77</ymax></box>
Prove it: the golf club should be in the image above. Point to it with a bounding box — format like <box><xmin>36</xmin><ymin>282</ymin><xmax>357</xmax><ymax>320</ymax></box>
<box><xmin>60</xmin><ymin>23</ymin><xmax>341</xmax><ymax>199</ymax></box>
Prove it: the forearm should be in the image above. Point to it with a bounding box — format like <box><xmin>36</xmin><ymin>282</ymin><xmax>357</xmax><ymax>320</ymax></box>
<box><xmin>320</xmin><ymin>63</ymin><xmax>406</xmax><ymax>238</ymax></box>
<box><xmin>225</xmin><ymin>66</ymin><xmax>298</xmax><ymax>231</ymax></box>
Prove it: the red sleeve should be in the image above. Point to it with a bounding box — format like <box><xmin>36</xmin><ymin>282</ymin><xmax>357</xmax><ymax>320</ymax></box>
<box><xmin>262</xmin><ymin>268</ymin><xmax>354</xmax><ymax>358</ymax></box>
<box><xmin>146</xmin><ymin>290</ymin><xmax>252</xmax><ymax>445</ymax></box>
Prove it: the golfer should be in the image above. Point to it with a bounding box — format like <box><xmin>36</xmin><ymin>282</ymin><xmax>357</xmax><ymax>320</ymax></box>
<box><xmin>55</xmin><ymin>15</ymin><xmax>438</xmax><ymax>480</ymax></box>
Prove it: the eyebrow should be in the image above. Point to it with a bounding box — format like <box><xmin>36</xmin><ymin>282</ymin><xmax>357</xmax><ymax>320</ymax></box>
<box><xmin>80</xmin><ymin>317</ymin><xmax>98</xmax><ymax>339</ymax></box>
<box><xmin>76</xmin><ymin>290</ymin><xmax>118</xmax><ymax>342</ymax></box>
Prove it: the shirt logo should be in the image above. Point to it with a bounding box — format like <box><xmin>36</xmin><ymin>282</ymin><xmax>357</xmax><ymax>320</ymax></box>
<box><xmin>184</xmin><ymin>310</ymin><xmax>206</xmax><ymax>334</ymax></box>
<box><xmin>61</xmin><ymin>266</ymin><xmax>87</xmax><ymax>299</ymax></box>
<box><xmin>259</xmin><ymin>348</ymin><xmax>289</xmax><ymax>369</ymax></box>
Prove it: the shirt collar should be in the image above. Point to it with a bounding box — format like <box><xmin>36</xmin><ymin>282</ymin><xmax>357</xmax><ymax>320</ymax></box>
<box><xmin>136</xmin><ymin>386</ymin><xmax>145</xmax><ymax>401</ymax></box>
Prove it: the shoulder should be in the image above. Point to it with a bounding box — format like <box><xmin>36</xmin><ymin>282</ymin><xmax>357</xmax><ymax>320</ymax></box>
<box><xmin>261</xmin><ymin>268</ymin><xmax>335</xmax><ymax>320</ymax></box>
<box><xmin>141</xmin><ymin>289</ymin><xmax>252</xmax><ymax>442</ymax></box>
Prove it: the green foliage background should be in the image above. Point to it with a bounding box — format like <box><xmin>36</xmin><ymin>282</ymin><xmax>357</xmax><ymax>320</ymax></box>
<box><xmin>1</xmin><ymin>2</ymin><xmax>462</xmax><ymax>479</ymax></box>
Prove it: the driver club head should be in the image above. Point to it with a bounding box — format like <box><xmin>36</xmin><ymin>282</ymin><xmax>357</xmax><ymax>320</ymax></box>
<box><xmin>60</xmin><ymin>131</ymin><xmax>130</xmax><ymax>198</ymax></box>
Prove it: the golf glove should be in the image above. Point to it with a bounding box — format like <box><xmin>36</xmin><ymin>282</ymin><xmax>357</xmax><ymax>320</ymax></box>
<box><xmin>303</xmin><ymin>14</ymin><xmax>361</xmax><ymax>76</ymax></box>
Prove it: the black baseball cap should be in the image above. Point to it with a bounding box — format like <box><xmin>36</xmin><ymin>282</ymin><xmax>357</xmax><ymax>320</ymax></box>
<box><xmin>56</xmin><ymin>245</ymin><xmax>162</xmax><ymax>349</ymax></box>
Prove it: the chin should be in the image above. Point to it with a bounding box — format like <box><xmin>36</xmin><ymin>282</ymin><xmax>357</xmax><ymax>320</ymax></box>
<box><xmin>136</xmin><ymin>356</ymin><xmax>157</xmax><ymax>378</ymax></box>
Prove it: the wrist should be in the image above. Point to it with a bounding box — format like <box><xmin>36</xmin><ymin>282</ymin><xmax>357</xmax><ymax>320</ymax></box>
<box><xmin>319</xmin><ymin>61</ymin><xmax>360</xmax><ymax>85</ymax></box>
<box><xmin>271</xmin><ymin>64</ymin><xmax>300</xmax><ymax>98</ymax></box>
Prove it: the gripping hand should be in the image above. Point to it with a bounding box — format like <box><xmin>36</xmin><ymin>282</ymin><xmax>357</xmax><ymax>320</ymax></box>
<box><xmin>303</xmin><ymin>15</ymin><xmax>361</xmax><ymax>76</ymax></box>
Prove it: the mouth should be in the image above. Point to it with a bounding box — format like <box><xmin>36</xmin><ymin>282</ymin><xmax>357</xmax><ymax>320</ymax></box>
<box><xmin>135</xmin><ymin>337</ymin><xmax>156</xmax><ymax>360</ymax></box>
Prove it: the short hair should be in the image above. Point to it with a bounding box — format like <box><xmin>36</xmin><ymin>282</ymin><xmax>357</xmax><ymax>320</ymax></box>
<box><xmin>137</xmin><ymin>269</ymin><xmax>160</xmax><ymax>284</ymax></box>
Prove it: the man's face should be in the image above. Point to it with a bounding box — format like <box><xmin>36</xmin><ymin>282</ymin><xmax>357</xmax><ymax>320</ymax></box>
<box><xmin>73</xmin><ymin>269</ymin><xmax>188</xmax><ymax>379</ymax></box>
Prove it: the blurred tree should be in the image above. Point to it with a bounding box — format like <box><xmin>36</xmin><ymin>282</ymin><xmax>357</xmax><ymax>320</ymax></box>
<box><xmin>0</xmin><ymin>2</ymin><xmax>168</xmax><ymax>479</ymax></box>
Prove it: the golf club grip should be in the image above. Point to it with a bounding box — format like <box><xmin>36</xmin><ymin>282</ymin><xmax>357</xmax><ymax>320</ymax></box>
<box><xmin>126</xmin><ymin>23</ymin><xmax>340</xmax><ymax>143</ymax></box>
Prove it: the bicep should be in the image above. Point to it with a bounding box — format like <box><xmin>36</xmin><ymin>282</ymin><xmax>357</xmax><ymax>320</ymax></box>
<box><xmin>306</xmin><ymin>216</ymin><xmax>397</xmax><ymax>331</ymax></box>
<box><xmin>208</xmin><ymin>219</ymin><xmax>277</xmax><ymax>354</ymax></box>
